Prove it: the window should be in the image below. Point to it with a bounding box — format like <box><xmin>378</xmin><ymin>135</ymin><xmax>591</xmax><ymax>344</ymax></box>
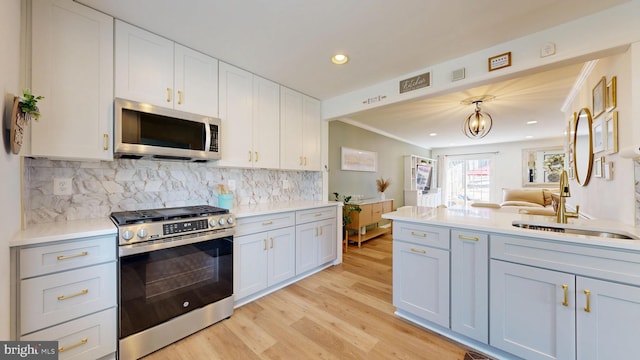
<box><xmin>443</xmin><ymin>155</ymin><xmax>493</xmax><ymax>208</ymax></box>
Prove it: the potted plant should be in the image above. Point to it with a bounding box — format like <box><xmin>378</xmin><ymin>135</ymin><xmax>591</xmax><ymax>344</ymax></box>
<box><xmin>333</xmin><ymin>192</ymin><xmax>362</xmax><ymax>238</ymax></box>
<box><xmin>18</xmin><ymin>88</ymin><xmax>44</xmax><ymax>121</ymax></box>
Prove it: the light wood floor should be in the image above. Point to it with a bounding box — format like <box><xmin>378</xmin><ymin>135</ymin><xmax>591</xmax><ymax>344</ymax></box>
<box><xmin>143</xmin><ymin>234</ymin><xmax>471</xmax><ymax>360</ymax></box>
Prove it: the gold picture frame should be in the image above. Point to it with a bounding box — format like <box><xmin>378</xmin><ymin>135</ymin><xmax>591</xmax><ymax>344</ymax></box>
<box><xmin>604</xmin><ymin>111</ymin><xmax>618</xmax><ymax>154</ymax></box>
<box><xmin>606</xmin><ymin>76</ymin><xmax>617</xmax><ymax>112</ymax></box>
<box><xmin>592</xmin><ymin>76</ymin><xmax>606</xmax><ymax>119</ymax></box>
<box><xmin>488</xmin><ymin>52</ymin><xmax>512</xmax><ymax>72</ymax></box>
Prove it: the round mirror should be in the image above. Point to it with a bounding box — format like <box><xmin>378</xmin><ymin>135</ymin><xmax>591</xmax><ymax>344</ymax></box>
<box><xmin>573</xmin><ymin>108</ymin><xmax>593</xmax><ymax>186</ymax></box>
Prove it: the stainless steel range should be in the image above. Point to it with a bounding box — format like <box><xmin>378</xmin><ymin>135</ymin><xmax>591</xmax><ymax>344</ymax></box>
<box><xmin>111</xmin><ymin>205</ymin><xmax>235</xmax><ymax>360</ymax></box>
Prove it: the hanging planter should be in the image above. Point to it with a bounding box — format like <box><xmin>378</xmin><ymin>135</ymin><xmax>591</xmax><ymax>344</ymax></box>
<box><xmin>10</xmin><ymin>89</ymin><xmax>44</xmax><ymax>154</ymax></box>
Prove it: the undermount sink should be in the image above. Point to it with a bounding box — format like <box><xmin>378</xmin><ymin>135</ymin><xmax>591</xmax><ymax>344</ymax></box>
<box><xmin>512</xmin><ymin>221</ymin><xmax>639</xmax><ymax>240</ymax></box>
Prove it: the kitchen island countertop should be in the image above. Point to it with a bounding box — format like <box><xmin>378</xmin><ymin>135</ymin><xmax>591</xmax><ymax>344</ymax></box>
<box><xmin>383</xmin><ymin>206</ymin><xmax>640</xmax><ymax>251</ymax></box>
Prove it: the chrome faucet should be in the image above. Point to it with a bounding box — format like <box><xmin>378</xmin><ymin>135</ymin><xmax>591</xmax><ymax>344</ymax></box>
<box><xmin>557</xmin><ymin>170</ymin><xmax>579</xmax><ymax>223</ymax></box>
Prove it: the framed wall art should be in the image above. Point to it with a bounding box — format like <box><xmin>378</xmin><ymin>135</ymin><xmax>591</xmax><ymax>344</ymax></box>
<box><xmin>592</xmin><ymin>76</ymin><xmax>606</xmax><ymax>119</ymax></box>
<box><xmin>606</xmin><ymin>76</ymin><xmax>617</xmax><ymax>112</ymax></box>
<box><xmin>605</xmin><ymin>111</ymin><xmax>618</xmax><ymax>154</ymax></box>
<box><xmin>488</xmin><ymin>52</ymin><xmax>512</xmax><ymax>71</ymax></box>
<box><xmin>594</xmin><ymin>156</ymin><xmax>603</xmax><ymax>178</ymax></box>
<box><xmin>341</xmin><ymin>147</ymin><xmax>378</xmax><ymax>172</ymax></box>
<box><xmin>592</xmin><ymin>118</ymin><xmax>604</xmax><ymax>153</ymax></box>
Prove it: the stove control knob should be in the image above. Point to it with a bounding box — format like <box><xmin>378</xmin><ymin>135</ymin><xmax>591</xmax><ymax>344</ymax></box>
<box><xmin>209</xmin><ymin>219</ymin><xmax>217</xmax><ymax>228</ymax></box>
<box><xmin>122</xmin><ymin>230</ymin><xmax>134</xmax><ymax>241</ymax></box>
<box><xmin>227</xmin><ymin>217</ymin><xmax>234</xmax><ymax>225</ymax></box>
<box><xmin>137</xmin><ymin>228</ymin><xmax>148</xmax><ymax>239</ymax></box>
<box><xmin>218</xmin><ymin>218</ymin><xmax>226</xmax><ymax>226</ymax></box>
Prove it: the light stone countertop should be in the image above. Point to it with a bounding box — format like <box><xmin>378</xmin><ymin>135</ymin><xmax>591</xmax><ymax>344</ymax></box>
<box><xmin>11</xmin><ymin>201</ymin><xmax>342</xmax><ymax>247</ymax></box>
<box><xmin>383</xmin><ymin>206</ymin><xmax>640</xmax><ymax>251</ymax></box>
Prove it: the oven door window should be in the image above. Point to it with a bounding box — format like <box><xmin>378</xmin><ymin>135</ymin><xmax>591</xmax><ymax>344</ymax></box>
<box><xmin>119</xmin><ymin>237</ymin><xmax>233</xmax><ymax>338</ymax></box>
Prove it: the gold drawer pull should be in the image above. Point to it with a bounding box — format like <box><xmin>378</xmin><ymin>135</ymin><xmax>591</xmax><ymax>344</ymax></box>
<box><xmin>410</xmin><ymin>231</ymin><xmax>427</xmax><ymax>238</ymax></box>
<box><xmin>410</xmin><ymin>248</ymin><xmax>426</xmax><ymax>254</ymax></box>
<box><xmin>562</xmin><ymin>284</ymin><xmax>569</xmax><ymax>306</ymax></box>
<box><xmin>314</xmin><ymin>213</ymin><xmax>323</xmax><ymax>217</ymax></box>
<box><xmin>584</xmin><ymin>289</ymin><xmax>591</xmax><ymax>312</ymax></box>
<box><xmin>59</xmin><ymin>338</ymin><xmax>88</xmax><ymax>353</ymax></box>
<box><xmin>262</xmin><ymin>221</ymin><xmax>273</xmax><ymax>226</ymax></box>
<box><xmin>458</xmin><ymin>234</ymin><xmax>479</xmax><ymax>241</ymax></box>
<box><xmin>57</xmin><ymin>288</ymin><xmax>88</xmax><ymax>301</ymax></box>
<box><xmin>57</xmin><ymin>251</ymin><xmax>88</xmax><ymax>261</ymax></box>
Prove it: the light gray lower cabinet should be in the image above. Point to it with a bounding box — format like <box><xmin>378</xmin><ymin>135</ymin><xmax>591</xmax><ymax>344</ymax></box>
<box><xmin>392</xmin><ymin>222</ymin><xmax>450</xmax><ymax>327</ymax></box>
<box><xmin>295</xmin><ymin>206</ymin><xmax>337</xmax><ymax>275</ymax></box>
<box><xmin>12</xmin><ymin>235</ymin><xmax>117</xmax><ymax>360</ymax></box>
<box><xmin>450</xmin><ymin>229</ymin><xmax>488</xmax><ymax>343</ymax></box>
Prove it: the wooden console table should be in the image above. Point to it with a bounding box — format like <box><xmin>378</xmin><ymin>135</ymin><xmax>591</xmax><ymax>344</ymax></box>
<box><xmin>344</xmin><ymin>199</ymin><xmax>393</xmax><ymax>248</ymax></box>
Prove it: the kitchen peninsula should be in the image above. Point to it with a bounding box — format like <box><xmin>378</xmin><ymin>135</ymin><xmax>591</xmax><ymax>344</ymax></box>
<box><xmin>383</xmin><ymin>206</ymin><xmax>640</xmax><ymax>360</ymax></box>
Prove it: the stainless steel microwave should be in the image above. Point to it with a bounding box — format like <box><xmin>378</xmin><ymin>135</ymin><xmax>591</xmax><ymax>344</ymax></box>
<box><xmin>114</xmin><ymin>98</ymin><xmax>221</xmax><ymax>161</ymax></box>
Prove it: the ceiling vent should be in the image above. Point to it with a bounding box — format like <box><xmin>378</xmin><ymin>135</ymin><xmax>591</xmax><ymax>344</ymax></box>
<box><xmin>452</xmin><ymin>68</ymin><xmax>466</xmax><ymax>82</ymax></box>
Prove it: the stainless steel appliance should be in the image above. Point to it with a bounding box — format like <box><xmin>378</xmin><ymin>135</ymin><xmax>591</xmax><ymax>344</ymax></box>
<box><xmin>114</xmin><ymin>98</ymin><xmax>221</xmax><ymax>161</ymax></box>
<box><xmin>111</xmin><ymin>205</ymin><xmax>235</xmax><ymax>359</ymax></box>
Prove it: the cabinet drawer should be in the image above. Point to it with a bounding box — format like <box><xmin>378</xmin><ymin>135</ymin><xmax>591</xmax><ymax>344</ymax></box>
<box><xmin>371</xmin><ymin>203</ymin><xmax>383</xmax><ymax>223</ymax></box>
<box><xmin>395</xmin><ymin>222</ymin><xmax>449</xmax><ymax>249</ymax></box>
<box><xmin>20</xmin><ymin>235</ymin><xmax>116</xmax><ymax>279</ymax></box>
<box><xmin>21</xmin><ymin>262</ymin><xmax>117</xmax><ymax>335</ymax></box>
<box><xmin>236</xmin><ymin>212</ymin><xmax>295</xmax><ymax>237</ymax></box>
<box><xmin>490</xmin><ymin>234</ymin><xmax>640</xmax><ymax>285</ymax></box>
<box><xmin>296</xmin><ymin>206</ymin><xmax>337</xmax><ymax>224</ymax></box>
<box><xmin>382</xmin><ymin>200</ymin><xmax>393</xmax><ymax>213</ymax></box>
<box><xmin>21</xmin><ymin>307</ymin><xmax>116</xmax><ymax>360</ymax></box>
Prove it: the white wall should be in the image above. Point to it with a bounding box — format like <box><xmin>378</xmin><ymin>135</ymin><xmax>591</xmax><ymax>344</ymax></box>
<box><xmin>565</xmin><ymin>49</ymin><xmax>636</xmax><ymax>224</ymax></box>
<box><xmin>432</xmin><ymin>138</ymin><xmax>564</xmax><ymax>204</ymax></box>
<box><xmin>1</xmin><ymin>0</ymin><xmax>22</xmax><ymax>340</ymax></box>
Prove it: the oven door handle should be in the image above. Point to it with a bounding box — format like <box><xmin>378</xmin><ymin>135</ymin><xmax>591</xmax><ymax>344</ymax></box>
<box><xmin>119</xmin><ymin>229</ymin><xmax>235</xmax><ymax>257</ymax></box>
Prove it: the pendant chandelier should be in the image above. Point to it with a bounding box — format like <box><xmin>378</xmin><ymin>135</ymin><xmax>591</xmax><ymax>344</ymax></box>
<box><xmin>461</xmin><ymin>95</ymin><xmax>495</xmax><ymax>139</ymax></box>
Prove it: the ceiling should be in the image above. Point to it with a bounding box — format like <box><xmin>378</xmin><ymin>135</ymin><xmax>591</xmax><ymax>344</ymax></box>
<box><xmin>78</xmin><ymin>0</ymin><xmax>628</xmax><ymax>148</ymax></box>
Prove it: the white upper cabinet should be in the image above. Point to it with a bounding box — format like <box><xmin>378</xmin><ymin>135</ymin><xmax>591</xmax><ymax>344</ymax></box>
<box><xmin>115</xmin><ymin>20</ymin><xmax>218</xmax><ymax>117</ymax></box>
<box><xmin>280</xmin><ymin>87</ymin><xmax>321</xmax><ymax>171</ymax></box>
<box><xmin>30</xmin><ymin>0</ymin><xmax>114</xmax><ymax>161</ymax></box>
<box><xmin>218</xmin><ymin>62</ymin><xmax>279</xmax><ymax>168</ymax></box>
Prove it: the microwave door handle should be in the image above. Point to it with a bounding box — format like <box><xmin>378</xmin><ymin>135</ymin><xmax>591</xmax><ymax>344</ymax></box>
<box><xmin>204</xmin><ymin>123</ymin><xmax>211</xmax><ymax>151</ymax></box>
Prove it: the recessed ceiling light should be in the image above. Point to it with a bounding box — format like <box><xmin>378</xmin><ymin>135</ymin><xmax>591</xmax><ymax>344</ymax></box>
<box><xmin>525</xmin><ymin>135</ymin><xmax>533</xmax><ymax>139</ymax></box>
<box><xmin>429</xmin><ymin>133</ymin><xmax>437</xmax><ymax>136</ymax></box>
<box><xmin>526</xmin><ymin>120</ymin><xmax>538</xmax><ymax>125</ymax></box>
<box><xmin>331</xmin><ymin>53</ymin><xmax>349</xmax><ymax>65</ymax></box>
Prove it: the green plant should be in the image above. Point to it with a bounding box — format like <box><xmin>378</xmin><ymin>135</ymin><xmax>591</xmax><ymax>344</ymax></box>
<box><xmin>18</xmin><ymin>89</ymin><xmax>44</xmax><ymax>120</ymax></box>
<box><xmin>333</xmin><ymin>192</ymin><xmax>361</xmax><ymax>225</ymax></box>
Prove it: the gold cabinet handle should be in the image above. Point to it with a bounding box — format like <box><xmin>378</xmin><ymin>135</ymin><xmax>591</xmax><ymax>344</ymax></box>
<box><xmin>57</xmin><ymin>251</ymin><xmax>88</xmax><ymax>261</ymax></box>
<box><xmin>59</xmin><ymin>338</ymin><xmax>88</xmax><ymax>353</ymax></box>
<box><xmin>166</xmin><ymin>88</ymin><xmax>172</xmax><ymax>102</ymax></box>
<box><xmin>249</xmin><ymin>150</ymin><xmax>253</xmax><ymax>162</ymax></box>
<box><xmin>270</xmin><ymin>237</ymin><xmax>274</xmax><ymax>249</ymax></box>
<box><xmin>410</xmin><ymin>231</ymin><xmax>427</xmax><ymax>238</ymax></box>
<box><xmin>458</xmin><ymin>234</ymin><xmax>479</xmax><ymax>241</ymax></box>
<box><xmin>58</xmin><ymin>288</ymin><xmax>88</xmax><ymax>301</ymax></box>
<box><xmin>103</xmin><ymin>134</ymin><xmax>109</xmax><ymax>150</ymax></box>
<box><xmin>562</xmin><ymin>284</ymin><xmax>569</xmax><ymax>306</ymax></box>
<box><xmin>177</xmin><ymin>90</ymin><xmax>183</xmax><ymax>105</ymax></box>
<box><xmin>304</xmin><ymin>156</ymin><xmax>308</xmax><ymax>166</ymax></box>
<box><xmin>299</xmin><ymin>156</ymin><xmax>303</xmax><ymax>165</ymax></box>
<box><xmin>263</xmin><ymin>238</ymin><xmax>267</xmax><ymax>251</ymax></box>
<box><xmin>584</xmin><ymin>289</ymin><xmax>591</xmax><ymax>312</ymax></box>
<box><xmin>410</xmin><ymin>247</ymin><xmax>426</xmax><ymax>254</ymax></box>
<box><xmin>255</xmin><ymin>151</ymin><xmax>259</xmax><ymax>162</ymax></box>
<box><xmin>262</xmin><ymin>221</ymin><xmax>273</xmax><ymax>226</ymax></box>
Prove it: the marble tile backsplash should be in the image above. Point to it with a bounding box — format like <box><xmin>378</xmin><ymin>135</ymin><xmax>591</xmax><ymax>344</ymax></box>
<box><xmin>24</xmin><ymin>158</ymin><xmax>322</xmax><ymax>225</ymax></box>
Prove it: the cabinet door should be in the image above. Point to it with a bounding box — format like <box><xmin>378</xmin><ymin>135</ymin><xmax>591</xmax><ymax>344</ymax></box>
<box><xmin>218</xmin><ymin>62</ymin><xmax>254</xmax><ymax>167</ymax></box>
<box><xmin>317</xmin><ymin>218</ymin><xmax>337</xmax><ymax>265</ymax></box>
<box><xmin>115</xmin><ymin>20</ymin><xmax>174</xmax><ymax>107</ymax></box>
<box><xmin>280</xmin><ymin>86</ymin><xmax>304</xmax><ymax>170</ymax></box>
<box><xmin>302</xmin><ymin>95</ymin><xmax>321</xmax><ymax>171</ymax></box>
<box><xmin>31</xmin><ymin>0</ymin><xmax>113</xmax><ymax>160</ymax></box>
<box><xmin>174</xmin><ymin>44</ymin><xmax>218</xmax><ymax>117</ymax></box>
<box><xmin>234</xmin><ymin>233</ymin><xmax>268</xmax><ymax>299</ymax></box>
<box><xmin>268</xmin><ymin>227</ymin><xmax>296</xmax><ymax>286</ymax></box>
<box><xmin>577</xmin><ymin>277</ymin><xmax>640</xmax><ymax>360</ymax></box>
<box><xmin>252</xmin><ymin>76</ymin><xmax>280</xmax><ymax>169</ymax></box>
<box><xmin>295</xmin><ymin>222</ymin><xmax>317</xmax><ymax>275</ymax></box>
<box><xmin>393</xmin><ymin>241</ymin><xmax>449</xmax><ymax>327</ymax></box>
<box><xmin>490</xmin><ymin>260</ymin><xmax>575</xmax><ymax>360</ymax></box>
<box><xmin>450</xmin><ymin>230</ymin><xmax>488</xmax><ymax>343</ymax></box>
